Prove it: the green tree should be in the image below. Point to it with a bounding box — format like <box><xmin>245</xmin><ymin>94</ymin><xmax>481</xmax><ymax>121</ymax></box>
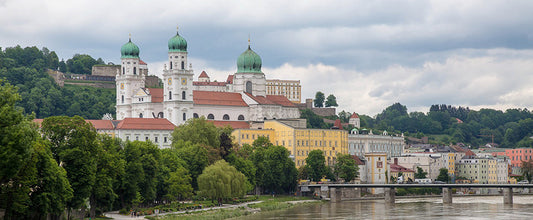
<box><xmin>325</xmin><ymin>94</ymin><xmax>338</xmax><ymax>107</ymax></box>
<box><xmin>415</xmin><ymin>167</ymin><xmax>428</xmax><ymax>179</ymax></box>
<box><xmin>41</xmin><ymin>116</ymin><xmax>99</xmax><ymax>217</ymax></box>
<box><xmin>120</xmin><ymin>141</ymin><xmax>161</xmax><ymax>207</ymax></box>
<box><xmin>314</xmin><ymin>91</ymin><xmax>325</xmax><ymax>107</ymax></box>
<box><xmin>333</xmin><ymin>154</ymin><xmax>359</xmax><ymax>182</ymax></box>
<box><xmin>172</xmin><ymin>117</ymin><xmax>221</xmax><ymax>149</ymax></box>
<box><xmin>305</xmin><ymin>150</ymin><xmax>327</xmax><ymax>182</ymax></box>
<box><xmin>165</xmin><ymin>166</ymin><xmax>193</xmax><ymax>201</ymax></box>
<box><xmin>436</xmin><ymin>168</ymin><xmax>449</xmax><ymax>183</ymax></box>
<box><xmin>198</xmin><ymin>160</ymin><xmax>247</xmax><ymax>202</ymax></box>
<box><xmin>174</xmin><ymin>141</ymin><xmax>209</xmax><ymax>190</ymax></box>
<box><xmin>89</xmin><ymin>135</ymin><xmax>125</xmax><ymax>218</ymax></box>
<box><xmin>0</xmin><ymin>80</ymin><xmax>37</xmax><ymax>185</ymax></box>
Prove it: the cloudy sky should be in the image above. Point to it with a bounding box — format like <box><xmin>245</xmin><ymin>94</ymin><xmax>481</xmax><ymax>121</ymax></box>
<box><xmin>2</xmin><ymin>0</ymin><xmax>533</xmax><ymax>116</ymax></box>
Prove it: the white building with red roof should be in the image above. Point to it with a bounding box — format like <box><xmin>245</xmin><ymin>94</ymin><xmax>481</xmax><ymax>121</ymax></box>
<box><xmin>116</xmin><ymin>27</ymin><xmax>299</xmax><ymax>127</ymax></box>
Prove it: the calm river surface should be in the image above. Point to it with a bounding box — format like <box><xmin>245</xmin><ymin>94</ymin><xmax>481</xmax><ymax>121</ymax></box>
<box><xmin>237</xmin><ymin>195</ymin><xmax>533</xmax><ymax>219</ymax></box>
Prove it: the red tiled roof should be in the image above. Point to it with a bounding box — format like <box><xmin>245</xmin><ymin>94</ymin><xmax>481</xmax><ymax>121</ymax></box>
<box><xmin>334</xmin><ymin>119</ymin><xmax>343</xmax><ymax>129</ymax></box>
<box><xmin>209</xmin><ymin>120</ymin><xmax>250</xmax><ymax>129</ymax></box>
<box><xmin>193</xmin><ymin>81</ymin><xmax>227</xmax><ymax>86</ymax></box>
<box><xmin>226</xmin><ymin>75</ymin><xmax>234</xmax><ymax>84</ymax></box>
<box><xmin>116</xmin><ymin>118</ymin><xmax>176</xmax><ymax>130</ymax></box>
<box><xmin>465</xmin><ymin>150</ymin><xmax>476</xmax><ymax>157</ymax></box>
<box><xmin>351</xmin><ymin>155</ymin><xmax>365</xmax><ymax>165</ymax></box>
<box><xmin>193</xmin><ymin>91</ymin><xmax>248</xmax><ymax>106</ymax></box>
<box><xmin>244</xmin><ymin>93</ymin><xmax>276</xmax><ymax>105</ymax></box>
<box><xmin>390</xmin><ymin>164</ymin><xmax>415</xmax><ymax>173</ymax></box>
<box><xmin>139</xmin><ymin>60</ymin><xmax>147</xmax><ymax>65</ymax></box>
<box><xmin>350</xmin><ymin>113</ymin><xmax>359</xmax><ymax>118</ymax></box>
<box><xmin>199</xmin><ymin>71</ymin><xmax>209</xmax><ymax>78</ymax></box>
<box><xmin>33</xmin><ymin>119</ymin><xmax>44</xmax><ymax>127</ymax></box>
<box><xmin>87</xmin><ymin>120</ymin><xmax>115</xmax><ymax>130</ymax></box>
<box><xmin>147</xmin><ymin>88</ymin><xmax>163</xmax><ymax>103</ymax></box>
<box><xmin>266</xmin><ymin>95</ymin><xmax>295</xmax><ymax>107</ymax></box>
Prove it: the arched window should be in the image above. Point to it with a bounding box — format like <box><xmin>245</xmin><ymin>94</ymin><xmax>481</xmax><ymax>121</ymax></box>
<box><xmin>246</xmin><ymin>81</ymin><xmax>252</xmax><ymax>93</ymax></box>
<box><xmin>223</xmin><ymin>114</ymin><xmax>230</xmax><ymax>120</ymax></box>
<box><xmin>169</xmin><ymin>91</ymin><xmax>172</xmax><ymax>100</ymax></box>
<box><xmin>182</xmin><ymin>91</ymin><xmax>186</xmax><ymax>100</ymax></box>
<box><xmin>238</xmin><ymin>115</ymin><xmax>245</xmax><ymax>120</ymax></box>
<box><xmin>183</xmin><ymin>113</ymin><xmax>186</xmax><ymax>121</ymax></box>
<box><xmin>193</xmin><ymin>113</ymin><xmax>199</xmax><ymax>118</ymax></box>
<box><xmin>139</xmin><ymin>113</ymin><xmax>143</xmax><ymax>118</ymax></box>
<box><xmin>121</xmin><ymin>95</ymin><xmax>124</xmax><ymax>104</ymax></box>
<box><xmin>207</xmin><ymin>114</ymin><xmax>214</xmax><ymax>120</ymax></box>
<box><xmin>170</xmin><ymin>61</ymin><xmax>173</xmax><ymax>69</ymax></box>
<box><xmin>158</xmin><ymin>112</ymin><xmax>164</xmax><ymax>118</ymax></box>
<box><xmin>133</xmin><ymin>67</ymin><xmax>136</xmax><ymax>75</ymax></box>
<box><xmin>181</xmin><ymin>61</ymin><xmax>185</xmax><ymax>70</ymax></box>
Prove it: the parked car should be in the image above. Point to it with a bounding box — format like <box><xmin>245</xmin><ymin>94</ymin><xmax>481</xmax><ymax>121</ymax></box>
<box><xmin>518</xmin><ymin>180</ymin><xmax>529</xmax><ymax>184</ymax></box>
<box><xmin>433</xmin><ymin>181</ymin><xmax>446</xmax><ymax>184</ymax></box>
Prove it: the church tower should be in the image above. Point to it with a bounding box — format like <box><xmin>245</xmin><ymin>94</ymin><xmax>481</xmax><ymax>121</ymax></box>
<box><xmin>163</xmin><ymin>27</ymin><xmax>194</xmax><ymax>125</ymax></box>
<box><xmin>116</xmin><ymin>35</ymin><xmax>145</xmax><ymax>120</ymax></box>
<box><xmin>233</xmin><ymin>39</ymin><xmax>266</xmax><ymax>96</ymax></box>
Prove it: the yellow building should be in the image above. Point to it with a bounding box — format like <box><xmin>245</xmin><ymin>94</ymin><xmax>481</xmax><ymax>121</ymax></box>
<box><xmin>488</xmin><ymin>159</ymin><xmax>497</xmax><ymax>184</ymax></box>
<box><xmin>232</xmin><ymin>120</ymin><xmax>348</xmax><ymax>168</ymax></box>
<box><xmin>266</xmin><ymin>79</ymin><xmax>301</xmax><ymax>103</ymax></box>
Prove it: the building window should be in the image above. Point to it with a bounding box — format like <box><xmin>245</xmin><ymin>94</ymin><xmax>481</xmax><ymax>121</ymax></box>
<box><xmin>139</xmin><ymin>113</ymin><xmax>143</xmax><ymax>118</ymax></box>
<box><xmin>158</xmin><ymin>112</ymin><xmax>164</xmax><ymax>118</ymax></box>
<box><xmin>207</xmin><ymin>114</ymin><xmax>214</xmax><ymax>120</ymax></box>
<box><xmin>121</xmin><ymin>95</ymin><xmax>124</xmax><ymax>104</ymax></box>
<box><xmin>193</xmin><ymin>113</ymin><xmax>199</xmax><ymax>118</ymax></box>
<box><xmin>246</xmin><ymin>81</ymin><xmax>252</xmax><ymax>93</ymax></box>
<box><xmin>181</xmin><ymin>61</ymin><xmax>185</xmax><ymax>70</ymax></box>
<box><xmin>170</xmin><ymin>61</ymin><xmax>172</xmax><ymax>69</ymax></box>
<box><xmin>133</xmin><ymin>67</ymin><xmax>136</xmax><ymax>75</ymax></box>
<box><xmin>155</xmin><ymin>137</ymin><xmax>158</xmax><ymax>143</ymax></box>
<box><xmin>164</xmin><ymin>137</ymin><xmax>167</xmax><ymax>143</ymax></box>
<box><xmin>183</xmin><ymin>113</ymin><xmax>186</xmax><ymax>121</ymax></box>
<box><xmin>169</xmin><ymin>91</ymin><xmax>172</xmax><ymax>100</ymax></box>
<box><xmin>145</xmin><ymin>137</ymin><xmax>148</xmax><ymax>141</ymax></box>
<box><xmin>135</xmin><ymin>136</ymin><xmax>139</xmax><ymax>141</ymax></box>
<box><xmin>182</xmin><ymin>91</ymin><xmax>186</xmax><ymax>100</ymax></box>
<box><xmin>122</xmin><ymin>67</ymin><xmax>125</xmax><ymax>75</ymax></box>
<box><xmin>223</xmin><ymin>114</ymin><xmax>230</xmax><ymax>120</ymax></box>
<box><xmin>238</xmin><ymin>115</ymin><xmax>245</xmax><ymax>120</ymax></box>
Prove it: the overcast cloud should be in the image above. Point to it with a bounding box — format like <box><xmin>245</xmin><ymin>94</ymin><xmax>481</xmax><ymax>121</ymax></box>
<box><xmin>2</xmin><ymin>0</ymin><xmax>533</xmax><ymax>116</ymax></box>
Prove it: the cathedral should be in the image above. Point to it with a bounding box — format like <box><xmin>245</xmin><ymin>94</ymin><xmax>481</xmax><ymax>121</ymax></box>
<box><xmin>116</xmin><ymin>28</ymin><xmax>300</xmax><ymax>126</ymax></box>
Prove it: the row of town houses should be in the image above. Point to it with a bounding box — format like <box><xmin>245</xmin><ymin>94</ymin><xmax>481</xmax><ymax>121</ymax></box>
<box><xmin>34</xmin><ymin>116</ymin><xmax>530</xmax><ymax>185</ymax></box>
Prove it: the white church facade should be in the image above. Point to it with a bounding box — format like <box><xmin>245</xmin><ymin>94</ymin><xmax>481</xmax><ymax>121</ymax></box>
<box><xmin>116</xmin><ymin>28</ymin><xmax>300</xmax><ymax>126</ymax></box>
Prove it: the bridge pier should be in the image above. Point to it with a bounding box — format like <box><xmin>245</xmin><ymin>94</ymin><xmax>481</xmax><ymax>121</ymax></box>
<box><xmin>384</xmin><ymin>188</ymin><xmax>395</xmax><ymax>204</ymax></box>
<box><xmin>503</xmin><ymin>188</ymin><xmax>513</xmax><ymax>204</ymax></box>
<box><xmin>330</xmin><ymin>187</ymin><xmax>342</xmax><ymax>203</ymax></box>
<box><xmin>442</xmin><ymin>187</ymin><xmax>452</xmax><ymax>204</ymax></box>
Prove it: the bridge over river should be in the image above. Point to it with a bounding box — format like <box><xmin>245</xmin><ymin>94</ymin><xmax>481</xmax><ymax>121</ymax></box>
<box><xmin>301</xmin><ymin>183</ymin><xmax>533</xmax><ymax>204</ymax></box>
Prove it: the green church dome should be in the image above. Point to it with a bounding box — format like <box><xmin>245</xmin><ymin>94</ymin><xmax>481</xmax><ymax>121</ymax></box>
<box><xmin>168</xmin><ymin>30</ymin><xmax>187</xmax><ymax>52</ymax></box>
<box><xmin>120</xmin><ymin>37</ymin><xmax>140</xmax><ymax>59</ymax></box>
<box><xmin>237</xmin><ymin>45</ymin><xmax>262</xmax><ymax>73</ymax></box>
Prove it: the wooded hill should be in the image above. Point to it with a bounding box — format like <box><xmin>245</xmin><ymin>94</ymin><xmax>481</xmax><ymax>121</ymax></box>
<box><xmin>0</xmin><ymin>46</ymin><xmax>115</xmax><ymax>119</ymax></box>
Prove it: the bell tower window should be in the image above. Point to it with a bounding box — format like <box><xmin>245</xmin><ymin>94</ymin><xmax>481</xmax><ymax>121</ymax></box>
<box><xmin>169</xmin><ymin>91</ymin><xmax>172</xmax><ymax>100</ymax></box>
<box><xmin>170</xmin><ymin>61</ymin><xmax>173</xmax><ymax>69</ymax></box>
<box><xmin>133</xmin><ymin>67</ymin><xmax>136</xmax><ymax>75</ymax></box>
<box><xmin>181</xmin><ymin>61</ymin><xmax>185</xmax><ymax>70</ymax></box>
<box><xmin>182</xmin><ymin>91</ymin><xmax>186</xmax><ymax>100</ymax></box>
<box><xmin>122</xmin><ymin>67</ymin><xmax>125</xmax><ymax>75</ymax></box>
<box><xmin>246</xmin><ymin>81</ymin><xmax>252</xmax><ymax>93</ymax></box>
<box><xmin>121</xmin><ymin>95</ymin><xmax>124</xmax><ymax>104</ymax></box>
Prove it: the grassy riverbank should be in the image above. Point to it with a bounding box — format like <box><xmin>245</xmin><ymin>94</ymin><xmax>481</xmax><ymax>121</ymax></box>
<box><xmin>146</xmin><ymin>196</ymin><xmax>320</xmax><ymax>220</ymax></box>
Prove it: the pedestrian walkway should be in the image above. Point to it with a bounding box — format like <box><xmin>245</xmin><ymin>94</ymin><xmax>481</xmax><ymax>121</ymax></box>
<box><xmin>104</xmin><ymin>201</ymin><xmax>263</xmax><ymax>219</ymax></box>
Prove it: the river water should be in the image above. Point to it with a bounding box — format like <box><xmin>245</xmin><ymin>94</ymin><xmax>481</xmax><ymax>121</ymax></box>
<box><xmin>237</xmin><ymin>195</ymin><xmax>533</xmax><ymax>219</ymax></box>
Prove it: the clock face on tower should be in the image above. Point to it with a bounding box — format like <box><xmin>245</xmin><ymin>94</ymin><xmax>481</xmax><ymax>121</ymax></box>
<box><xmin>181</xmin><ymin>78</ymin><xmax>187</xmax><ymax>85</ymax></box>
<box><xmin>168</xmin><ymin>78</ymin><xmax>172</xmax><ymax>85</ymax></box>
<box><xmin>120</xmin><ymin>83</ymin><xmax>124</xmax><ymax>90</ymax></box>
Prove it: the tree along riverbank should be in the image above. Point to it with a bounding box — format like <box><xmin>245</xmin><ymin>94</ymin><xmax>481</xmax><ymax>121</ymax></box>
<box><xmin>123</xmin><ymin>196</ymin><xmax>320</xmax><ymax>220</ymax></box>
